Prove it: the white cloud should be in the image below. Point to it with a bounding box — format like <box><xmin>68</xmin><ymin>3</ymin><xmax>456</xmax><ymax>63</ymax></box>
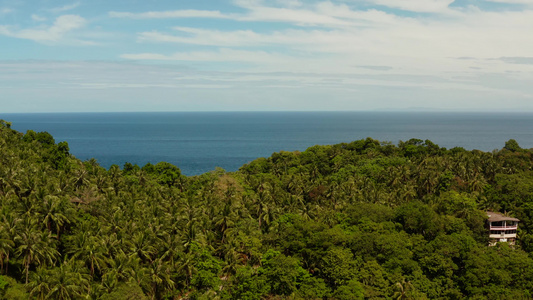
<box><xmin>485</xmin><ymin>0</ymin><xmax>533</xmax><ymax>4</ymax></box>
<box><xmin>497</xmin><ymin>57</ymin><xmax>533</xmax><ymax>65</ymax></box>
<box><xmin>31</xmin><ymin>14</ymin><xmax>47</xmax><ymax>22</ymax></box>
<box><xmin>130</xmin><ymin>5</ymin><xmax>533</xmax><ymax>72</ymax></box>
<box><xmin>234</xmin><ymin>2</ymin><xmax>353</xmax><ymax>26</ymax></box>
<box><xmin>47</xmin><ymin>2</ymin><xmax>81</xmax><ymax>13</ymax></box>
<box><xmin>368</xmin><ymin>0</ymin><xmax>455</xmax><ymax>12</ymax></box>
<box><xmin>109</xmin><ymin>9</ymin><xmax>230</xmax><ymax>19</ymax></box>
<box><xmin>121</xmin><ymin>49</ymin><xmax>293</xmax><ymax>64</ymax></box>
<box><xmin>0</xmin><ymin>7</ymin><xmax>13</xmax><ymax>15</ymax></box>
<box><xmin>138</xmin><ymin>27</ymin><xmax>266</xmax><ymax>46</ymax></box>
<box><xmin>0</xmin><ymin>15</ymin><xmax>89</xmax><ymax>44</ymax></box>
<box><xmin>117</xmin><ymin>0</ymin><xmax>533</xmax><ymax>107</ymax></box>
<box><xmin>3</xmin><ymin>0</ymin><xmax>533</xmax><ymax>112</ymax></box>
<box><xmin>108</xmin><ymin>2</ymin><xmax>359</xmax><ymax>27</ymax></box>
<box><xmin>276</xmin><ymin>0</ymin><xmax>303</xmax><ymax>8</ymax></box>
<box><xmin>2</xmin><ymin>60</ymin><xmax>531</xmax><ymax>113</ymax></box>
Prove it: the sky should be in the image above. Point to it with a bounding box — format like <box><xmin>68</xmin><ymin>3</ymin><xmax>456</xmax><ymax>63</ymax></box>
<box><xmin>1</xmin><ymin>0</ymin><xmax>533</xmax><ymax>112</ymax></box>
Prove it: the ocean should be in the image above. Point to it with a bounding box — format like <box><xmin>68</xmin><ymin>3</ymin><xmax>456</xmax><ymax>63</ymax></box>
<box><xmin>2</xmin><ymin>112</ymin><xmax>532</xmax><ymax>176</ymax></box>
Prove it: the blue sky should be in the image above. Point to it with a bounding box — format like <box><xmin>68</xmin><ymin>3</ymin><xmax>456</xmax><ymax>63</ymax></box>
<box><xmin>1</xmin><ymin>0</ymin><xmax>533</xmax><ymax>112</ymax></box>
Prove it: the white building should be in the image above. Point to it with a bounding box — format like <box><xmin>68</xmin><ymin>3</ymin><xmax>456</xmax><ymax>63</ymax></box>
<box><xmin>487</xmin><ymin>211</ymin><xmax>519</xmax><ymax>246</ymax></box>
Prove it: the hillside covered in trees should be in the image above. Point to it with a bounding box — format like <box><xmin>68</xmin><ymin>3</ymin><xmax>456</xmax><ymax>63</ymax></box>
<box><xmin>2</xmin><ymin>119</ymin><xmax>533</xmax><ymax>299</ymax></box>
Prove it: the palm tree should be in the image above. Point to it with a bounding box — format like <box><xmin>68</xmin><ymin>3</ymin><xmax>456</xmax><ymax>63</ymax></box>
<box><xmin>179</xmin><ymin>197</ymin><xmax>206</xmax><ymax>250</ymax></box>
<box><xmin>175</xmin><ymin>251</ymin><xmax>196</xmax><ymax>288</ymax></box>
<box><xmin>40</xmin><ymin>195</ymin><xmax>70</xmax><ymax>238</ymax></box>
<box><xmin>0</xmin><ymin>233</ymin><xmax>14</xmax><ymax>274</ymax></box>
<box><xmin>160</xmin><ymin>233</ymin><xmax>183</xmax><ymax>267</ymax></box>
<box><xmin>107</xmin><ymin>165</ymin><xmax>124</xmax><ymax>196</ymax></box>
<box><xmin>46</xmin><ymin>260</ymin><xmax>91</xmax><ymax>300</ymax></box>
<box><xmin>219</xmin><ymin>239</ymin><xmax>240</xmax><ymax>276</ymax></box>
<box><xmin>100</xmin><ymin>232</ymin><xmax>122</xmax><ymax>259</ymax></box>
<box><xmin>57</xmin><ymin>171</ymin><xmax>72</xmax><ymax>194</ymax></box>
<box><xmin>67</xmin><ymin>232</ymin><xmax>107</xmax><ymax>276</ymax></box>
<box><xmin>99</xmin><ymin>270</ymin><xmax>119</xmax><ymax>295</ymax></box>
<box><xmin>136</xmin><ymin>169</ymin><xmax>149</xmax><ymax>187</ymax></box>
<box><xmin>129</xmin><ymin>232</ymin><xmax>157</xmax><ymax>263</ymax></box>
<box><xmin>129</xmin><ymin>261</ymin><xmax>148</xmax><ymax>292</ymax></box>
<box><xmin>0</xmin><ymin>212</ymin><xmax>20</xmax><ymax>274</ymax></box>
<box><xmin>16</xmin><ymin>222</ymin><xmax>59</xmax><ymax>283</ymax></box>
<box><xmin>28</xmin><ymin>267</ymin><xmax>51</xmax><ymax>300</ymax></box>
<box><xmin>468</xmin><ymin>175</ymin><xmax>487</xmax><ymax>194</ymax></box>
<box><xmin>298</xmin><ymin>198</ymin><xmax>318</xmax><ymax>221</ymax></box>
<box><xmin>72</xmin><ymin>167</ymin><xmax>90</xmax><ymax>190</ymax></box>
<box><xmin>146</xmin><ymin>258</ymin><xmax>175</xmax><ymax>300</ymax></box>
<box><xmin>258</xmin><ymin>203</ymin><xmax>277</xmax><ymax>232</ymax></box>
<box><xmin>393</xmin><ymin>279</ymin><xmax>414</xmax><ymax>300</ymax></box>
<box><xmin>214</xmin><ymin>194</ymin><xmax>239</xmax><ymax>243</ymax></box>
<box><xmin>20</xmin><ymin>167</ymin><xmax>39</xmax><ymax>198</ymax></box>
<box><xmin>104</xmin><ymin>250</ymin><xmax>136</xmax><ymax>282</ymax></box>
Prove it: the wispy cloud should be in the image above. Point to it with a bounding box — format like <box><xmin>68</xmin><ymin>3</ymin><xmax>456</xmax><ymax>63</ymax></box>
<box><xmin>357</xmin><ymin>65</ymin><xmax>393</xmax><ymax>71</ymax></box>
<box><xmin>368</xmin><ymin>0</ymin><xmax>455</xmax><ymax>13</ymax></box>
<box><xmin>117</xmin><ymin>0</ymin><xmax>533</xmax><ymax>105</ymax></box>
<box><xmin>485</xmin><ymin>0</ymin><xmax>533</xmax><ymax>4</ymax></box>
<box><xmin>108</xmin><ymin>2</ymin><xmax>376</xmax><ymax>27</ymax></box>
<box><xmin>232</xmin><ymin>1</ymin><xmax>355</xmax><ymax>27</ymax></box>
<box><xmin>108</xmin><ymin>0</ymin><xmax>451</xmax><ymax>27</ymax></box>
<box><xmin>497</xmin><ymin>57</ymin><xmax>533</xmax><ymax>65</ymax></box>
<box><xmin>31</xmin><ymin>14</ymin><xmax>46</xmax><ymax>22</ymax></box>
<box><xmin>132</xmin><ymin>11</ymin><xmax>533</xmax><ymax>61</ymax></box>
<box><xmin>109</xmin><ymin>9</ymin><xmax>230</xmax><ymax>19</ymax></box>
<box><xmin>0</xmin><ymin>7</ymin><xmax>13</xmax><ymax>15</ymax></box>
<box><xmin>0</xmin><ymin>15</ymin><xmax>90</xmax><ymax>44</ymax></box>
<box><xmin>47</xmin><ymin>2</ymin><xmax>81</xmax><ymax>14</ymax></box>
<box><xmin>2</xmin><ymin>0</ymin><xmax>533</xmax><ymax>112</ymax></box>
<box><xmin>2</xmin><ymin>60</ymin><xmax>531</xmax><ymax>113</ymax></box>
<box><xmin>121</xmin><ymin>48</ymin><xmax>293</xmax><ymax>64</ymax></box>
<box><xmin>138</xmin><ymin>27</ymin><xmax>272</xmax><ymax>47</ymax></box>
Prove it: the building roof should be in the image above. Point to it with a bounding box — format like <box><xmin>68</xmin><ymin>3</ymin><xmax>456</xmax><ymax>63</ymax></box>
<box><xmin>487</xmin><ymin>211</ymin><xmax>520</xmax><ymax>222</ymax></box>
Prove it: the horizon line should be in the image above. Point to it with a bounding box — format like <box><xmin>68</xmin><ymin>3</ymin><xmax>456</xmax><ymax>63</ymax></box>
<box><xmin>3</xmin><ymin>110</ymin><xmax>533</xmax><ymax>114</ymax></box>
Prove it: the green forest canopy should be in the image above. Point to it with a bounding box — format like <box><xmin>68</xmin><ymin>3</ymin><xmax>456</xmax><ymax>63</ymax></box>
<box><xmin>1</xmin><ymin>119</ymin><xmax>533</xmax><ymax>299</ymax></box>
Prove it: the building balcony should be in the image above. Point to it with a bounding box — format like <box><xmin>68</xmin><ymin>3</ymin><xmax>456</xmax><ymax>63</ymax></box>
<box><xmin>490</xmin><ymin>233</ymin><xmax>517</xmax><ymax>239</ymax></box>
<box><xmin>489</xmin><ymin>225</ymin><xmax>518</xmax><ymax>230</ymax></box>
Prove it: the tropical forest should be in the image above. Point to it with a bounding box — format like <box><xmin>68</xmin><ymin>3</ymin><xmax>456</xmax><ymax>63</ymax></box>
<box><xmin>2</xmin><ymin>118</ymin><xmax>533</xmax><ymax>299</ymax></box>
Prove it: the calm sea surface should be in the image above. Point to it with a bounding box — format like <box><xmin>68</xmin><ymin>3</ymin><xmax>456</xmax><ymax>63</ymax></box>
<box><xmin>2</xmin><ymin>112</ymin><xmax>532</xmax><ymax>176</ymax></box>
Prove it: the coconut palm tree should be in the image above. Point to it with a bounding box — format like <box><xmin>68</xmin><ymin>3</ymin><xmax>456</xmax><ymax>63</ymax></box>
<box><xmin>160</xmin><ymin>233</ymin><xmax>182</xmax><ymax>267</ymax></box>
<box><xmin>0</xmin><ymin>212</ymin><xmax>20</xmax><ymax>275</ymax></box>
<box><xmin>146</xmin><ymin>258</ymin><xmax>175</xmax><ymax>300</ymax></box>
<box><xmin>40</xmin><ymin>195</ymin><xmax>70</xmax><ymax>237</ymax></box>
<box><xmin>104</xmin><ymin>250</ymin><xmax>136</xmax><ymax>282</ymax></box>
<box><xmin>68</xmin><ymin>233</ymin><xmax>107</xmax><ymax>277</ymax></box>
<box><xmin>28</xmin><ymin>267</ymin><xmax>51</xmax><ymax>300</ymax></box>
<box><xmin>46</xmin><ymin>259</ymin><xmax>90</xmax><ymax>300</ymax></box>
<box><xmin>129</xmin><ymin>232</ymin><xmax>157</xmax><ymax>264</ymax></box>
<box><xmin>0</xmin><ymin>232</ymin><xmax>14</xmax><ymax>274</ymax></box>
<box><xmin>393</xmin><ymin>279</ymin><xmax>414</xmax><ymax>300</ymax></box>
<box><xmin>15</xmin><ymin>219</ymin><xmax>59</xmax><ymax>283</ymax></box>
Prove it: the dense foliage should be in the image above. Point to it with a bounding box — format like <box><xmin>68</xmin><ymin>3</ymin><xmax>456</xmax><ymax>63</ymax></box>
<box><xmin>1</xmin><ymin>119</ymin><xmax>533</xmax><ymax>299</ymax></box>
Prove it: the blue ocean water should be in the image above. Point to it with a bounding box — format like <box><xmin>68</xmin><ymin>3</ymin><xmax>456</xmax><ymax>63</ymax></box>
<box><xmin>2</xmin><ymin>112</ymin><xmax>532</xmax><ymax>176</ymax></box>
